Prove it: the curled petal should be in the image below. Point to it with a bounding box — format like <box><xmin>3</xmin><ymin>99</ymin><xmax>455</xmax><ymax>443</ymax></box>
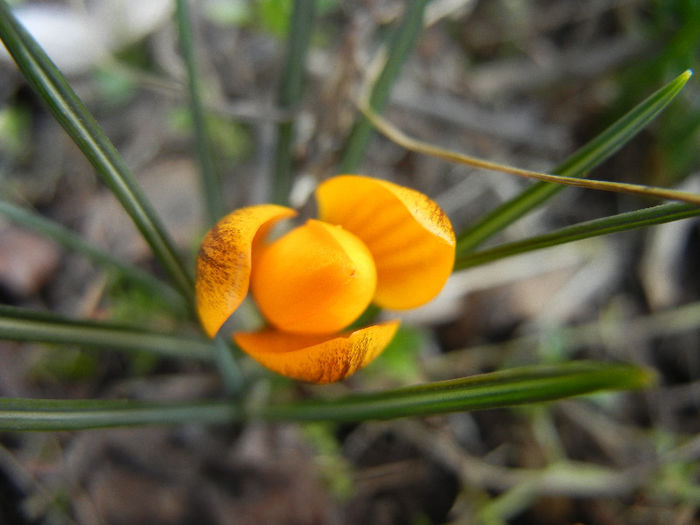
<box><xmin>316</xmin><ymin>175</ymin><xmax>455</xmax><ymax>310</ymax></box>
<box><xmin>234</xmin><ymin>320</ymin><xmax>400</xmax><ymax>384</ymax></box>
<box><xmin>196</xmin><ymin>205</ymin><xmax>296</xmax><ymax>337</ymax></box>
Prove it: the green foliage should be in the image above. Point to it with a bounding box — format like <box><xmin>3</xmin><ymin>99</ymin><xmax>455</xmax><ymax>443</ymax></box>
<box><xmin>0</xmin><ymin>1</ymin><xmax>194</xmax><ymax>301</ymax></box>
<box><xmin>455</xmin><ymin>200</ymin><xmax>700</xmax><ymax>270</ymax></box>
<box><xmin>105</xmin><ymin>274</ymin><xmax>188</xmax><ymax>327</ymax></box>
<box><xmin>204</xmin><ymin>0</ymin><xmax>253</xmax><ymax>27</ymax></box>
<box><xmin>0</xmin><ymin>201</ymin><xmax>181</xmax><ymax>304</ymax></box>
<box><xmin>0</xmin><ymin>362</ymin><xmax>653</xmax><ymax>430</ymax></box>
<box><xmin>168</xmin><ymin>108</ymin><xmax>252</xmax><ymax>165</ymax></box>
<box><xmin>339</xmin><ymin>0</ymin><xmax>429</xmax><ymax>172</ymax></box>
<box><xmin>257</xmin><ymin>362</ymin><xmax>653</xmax><ymax>422</ymax></box>
<box><xmin>302</xmin><ymin>422</ymin><xmax>354</xmax><ymax>500</ymax></box>
<box><xmin>177</xmin><ymin>0</ymin><xmax>224</xmax><ymax>224</ymax></box>
<box><xmin>455</xmin><ymin>70</ymin><xmax>694</xmax><ymax>255</ymax></box>
<box><xmin>93</xmin><ymin>66</ymin><xmax>137</xmax><ymax>107</ymax></box>
<box><xmin>256</xmin><ymin>0</ymin><xmax>293</xmax><ymax>37</ymax></box>
<box><xmin>1</xmin><ymin>7</ymin><xmax>698</xmax><ymax>525</ymax></box>
<box><xmin>0</xmin><ymin>104</ymin><xmax>31</xmax><ymax>157</ymax></box>
<box><xmin>369</xmin><ymin>324</ymin><xmax>424</xmax><ymax>383</ymax></box>
<box><xmin>29</xmin><ymin>346</ymin><xmax>99</xmax><ymax>383</ymax></box>
<box><xmin>271</xmin><ymin>0</ymin><xmax>315</xmax><ymax>204</ymax></box>
<box><xmin>0</xmin><ymin>304</ymin><xmax>214</xmax><ymax>361</ymax></box>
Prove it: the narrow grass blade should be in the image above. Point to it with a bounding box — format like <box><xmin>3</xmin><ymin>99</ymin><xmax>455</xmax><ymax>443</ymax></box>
<box><xmin>0</xmin><ymin>362</ymin><xmax>652</xmax><ymax>430</ymax></box>
<box><xmin>0</xmin><ymin>305</ymin><xmax>214</xmax><ymax>361</ymax></box>
<box><xmin>0</xmin><ymin>201</ymin><xmax>182</xmax><ymax>305</ymax></box>
<box><xmin>456</xmin><ymin>69</ymin><xmax>694</xmax><ymax>254</ymax></box>
<box><xmin>257</xmin><ymin>361</ymin><xmax>653</xmax><ymax>422</ymax></box>
<box><xmin>363</xmin><ymin>72</ymin><xmax>698</xmax><ymax>209</ymax></box>
<box><xmin>0</xmin><ymin>1</ymin><xmax>194</xmax><ymax>302</ymax></box>
<box><xmin>271</xmin><ymin>0</ymin><xmax>315</xmax><ymax>205</ymax></box>
<box><xmin>176</xmin><ymin>0</ymin><xmax>224</xmax><ymax>224</ymax></box>
<box><xmin>339</xmin><ymin>0</ymin><xmax>428</xmax><ymax>172</ymax></box>
<box><xmin>0</xmin><ymin>398</ymin><xmax>236</xmax><ymax>431</ymax></box>
<box><xmin>454</xmin><ymin>202</ymin><xmax>700</xmax><ymax>270</ymax></box>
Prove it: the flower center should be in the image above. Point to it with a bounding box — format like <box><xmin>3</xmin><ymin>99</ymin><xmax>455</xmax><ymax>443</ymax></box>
<box><xmin>251</xmin><ymin>219</ymin><xmax>377</xmax><ymax>334</ymax></box>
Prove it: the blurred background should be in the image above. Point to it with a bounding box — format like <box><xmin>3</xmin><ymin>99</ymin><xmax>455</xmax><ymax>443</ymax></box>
<box><xmin>0</xmin><ymin>0</ymin><xmax>699</xmax><ymax>523</ymax></box>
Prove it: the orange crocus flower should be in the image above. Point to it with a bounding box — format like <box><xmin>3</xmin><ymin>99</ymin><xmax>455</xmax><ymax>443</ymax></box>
<box><xmin>195</xmin><ymin>175</ymin><xmax>456</xmax><ymax>383</ymax></box>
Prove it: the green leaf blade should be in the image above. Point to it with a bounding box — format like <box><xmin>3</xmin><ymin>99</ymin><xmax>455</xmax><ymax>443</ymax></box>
<box><xmin>258</xmin><ymin>361</ymin><xmax>654</xmax><ymax>422</ymax></box>
<box><xmin>0</xmin><ymin>362</ymin><xmax>652</xmax><ymax>431</ymax></box>
<box><xmin>339</xmin><ymin>0</ymin><xmax>428</xmax><ymax>172</ymax></box>
<box><xmin>0</xmin><ymin>201</ymin><xmax>182</xmax><ymax>305</ymax></box>
<box><xmin>0</xmin><ymin>1</ymin><xmax>194</xmax><ymax>302</ymax></box>
<box><xmin>455</xmin><ymin>202</ymin><xmax>700</xmax><ymax>270</ymax></box>
<box><xmin>0</xmin><ymin>305</ymin><xmax>214</xmax><ymax>361</ymax></box>
<box><xmin>176</xmin><ymin>0</ymin><xmax>224</xmax><ymax>224</ymax></box>
<box><xmin>0</xmin><ymin>398</ymin><xmax>237</xmax><ymax>431</ymax></box>
<box><xmin>456</xmin><ymin>69</ymin><xmax>694</xmax><ymax>255</ymax></box>
<box><xmin>271</xmin><ymin>0</ymin><xmax>315</xmax><ymax>205</ymax></box>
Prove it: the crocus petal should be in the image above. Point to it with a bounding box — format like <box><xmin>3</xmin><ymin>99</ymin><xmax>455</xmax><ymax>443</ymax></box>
<box><xmin>251</xmin><ymin>219</ymin><xmax>377</xmax><ymax>334</ymax></box>
<box><xmin>316</xmin><ymin>175</ymin><xmax>455</xmax><ymax>310</ymax></box>
<box><xmin>234</xmin><ymin>320</ymin><xmax>400</xmax><ymax>384</ymax></box>
<box><xmin>196</xmin><ymin>204</ymin><xmax>296</xmax><ymax>337</ymax></box>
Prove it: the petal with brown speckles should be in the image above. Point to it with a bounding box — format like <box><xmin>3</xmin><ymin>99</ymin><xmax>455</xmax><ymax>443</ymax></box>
<box><xmin>234</xmin><ymin>320</ymin><xmax>400</xmax><ymax>383</ymax></box>
<box><xmin>196</xmin><ymin>204</ymin><xmax>296</xmax><ymax>337</ymax></box>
